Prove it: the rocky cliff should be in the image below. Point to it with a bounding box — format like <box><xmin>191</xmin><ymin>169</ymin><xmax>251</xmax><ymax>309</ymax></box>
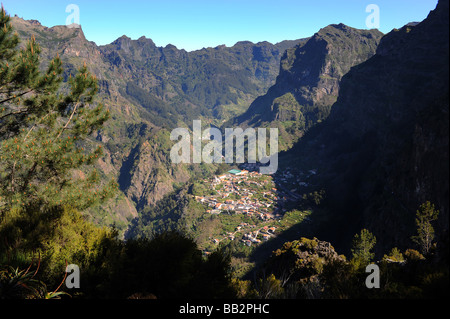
<box><xmin>282</xmin><ymin>0</ymin><xmax>449</xmax><ymax>254</ymax></box>
<box><xmin>230</xmin><ymin>24</ymin><xmax>383</xmax><ymax>150</ymax></box>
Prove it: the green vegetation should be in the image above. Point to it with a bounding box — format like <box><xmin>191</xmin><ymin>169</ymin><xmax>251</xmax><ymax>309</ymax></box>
<box><xmin>277</xmin><ymin>210</ymin><xmax>310</xmax><ymax>232</ymax></box>
<box><xmin>87</xmin><ymin>232</ymin><xmax>236</xmax><ymax>299</ymax></box>
<box><xmin>0</xmin><ymin>5</ymin><xmax>115</xmax><ymax>235</ymax></box>
<box><xmin>0</xmin><ymin>10</ymin><xmax>236</xmax><ymax>299</ymax></box>
<box><xmin>1</xmin><ymin>1</ymin><xmax>448</xmax><ymax>300</ymax></box>
<box><xmin>351</xmin><ymin>229</ymin><xmax>376</xmax><ymax>265</ymax></box>
<box><xmin>235</xmin><ymin>216</ymin><xmax>448</xmax><ymax>299</ymax></box>
<box><xmin>383</xmin><ymin>247</ymin><xmax>405</xmax><ymax>263</ymax></box>
<box><xmin>124</xmin><ymin>82</ymin><xmax>179</xmax><ymax>129</ymax></box>
<box><xmin>412</xmin><ymin>201</ymin><xmax>440</xmax><ymax>255</ymax></box>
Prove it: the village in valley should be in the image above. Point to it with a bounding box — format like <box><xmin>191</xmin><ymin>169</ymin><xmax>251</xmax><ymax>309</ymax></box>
<box><xmin>192</xmin><ymin>166</ymin><xmax>316</xmax><ymax>251</ymax></box>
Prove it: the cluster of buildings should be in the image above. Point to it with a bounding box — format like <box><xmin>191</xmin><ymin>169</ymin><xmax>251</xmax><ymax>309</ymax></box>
<box><xmin>194</xmin><ymin>169</ymin><xmax>280</xmax><ymax>221</ymax></box>
<box><xmin>211</xmin><ymin>223</ymin><xmax>278</xmax><ymax>247</ymax></box>
<box><xmin>196</xmin><ymin>167</ymin><xmax>320</xmax><ymax>250</ymax></box>
<box><xmin>240</xmin><ymin>225</ymin><xmax>277</xmax><ymax>246</ymax></box>
<box><xmin>194</xmin><ymin>169</ymin><xmax>282</xmax><ymax>247</ymax></box>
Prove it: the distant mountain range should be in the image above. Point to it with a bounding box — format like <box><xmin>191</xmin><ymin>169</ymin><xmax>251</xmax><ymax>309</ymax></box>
<box><xmin>12</xmin><ymin>16</ymin><xmax>307</xmax><ymax>126</ymax></box>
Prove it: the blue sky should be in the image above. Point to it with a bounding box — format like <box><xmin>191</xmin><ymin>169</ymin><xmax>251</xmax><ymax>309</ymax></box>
<box><xmin>2</xmin><ymin>0</ymin><xmax>438</xmax><ymax>51</ymax></box>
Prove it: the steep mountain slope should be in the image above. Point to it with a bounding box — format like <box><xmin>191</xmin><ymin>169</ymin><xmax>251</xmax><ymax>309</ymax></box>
<box><xmin>99</xmin><ymin>36</ymin><xmax>308</xmax><ymax>124</ymax></box>
<box><xmin>229</xmin><ymin>24</ymin><xmax>383</xmax><ymax>150</ymax></box>
<box><xmin>9</xmin><ymin>15</ymin><xmax>305</xmax><ymax>231</ymax></box>
<box><xmin>10</xmin><ymin>17</ymin><xmax>146</xmax><ymax>230</ymax></box>
<box><xmin>281</xmin><ymin>0</ymin><xmax>449</xmax><ymax>254</ymax></box>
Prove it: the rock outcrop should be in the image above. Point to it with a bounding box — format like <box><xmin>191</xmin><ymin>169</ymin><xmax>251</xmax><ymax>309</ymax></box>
<box><xmin>265</xmin><ymin>237</ymin><xmax>345</xmax><ymax>284</ymax></box>
<box><xmin>230</xmin><ymin>24</ymin><xmax>383</xmax><ymax>150</ymax></box>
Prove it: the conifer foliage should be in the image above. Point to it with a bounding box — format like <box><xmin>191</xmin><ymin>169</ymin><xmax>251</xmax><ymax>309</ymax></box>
<box><xmin>0</xmin><ymin>6</ymin><xmax>118</xmax><ymax>290</ymax></box>
<box><xmin>0</xmin><ymin>8</ymin><xmax>238</xmax><ymax>299</ymax></box>
<box><xmin>0</xmin><ymin>6</ymin><xmax>115</xmax><ymax>214</ymax></box>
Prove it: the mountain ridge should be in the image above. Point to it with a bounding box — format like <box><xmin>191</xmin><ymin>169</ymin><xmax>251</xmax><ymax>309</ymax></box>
<box><xmin>280</xmin><ymin>0</ymin><xmax>449</xmax><ymax>254</ymax></box>
<box><xmin>228</xmin><ymin>23</ymin><xmax>384</xmax><ymax>150</ymax></box>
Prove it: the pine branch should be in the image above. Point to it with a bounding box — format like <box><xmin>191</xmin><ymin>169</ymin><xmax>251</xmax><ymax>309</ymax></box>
<box><xmin>54</xmin><ymin>102</ymin><xmax>81</xmax><ymax>141</ymax></box>
<box><xmin>0</xmin><ymin>89</ymin><xmax>34</xmax><ymax>105</ymax></box>
<box><xmin>0</xmin><ymin>108</ymin><xmax>28</xmax><ymax>120</ymax></box>
<box><xmin>20</xmin><ymin>161</ymin><xmax>38</xmax><ymax>193</ymax></box>
<box><xmin>23</xmin><ymin>112</ymin><xmax>52</xmax><ymax>142</ymax></box>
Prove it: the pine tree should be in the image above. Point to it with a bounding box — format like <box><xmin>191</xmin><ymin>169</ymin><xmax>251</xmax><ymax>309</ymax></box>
<box><xmin>351</xmin><ymin>228</ymin><xmax>376</xmax><ymax>265</ymax></box>
<box><xmin>0</xmin><ymin>6</ymin><xmax>116</xmax><ymax>215</ymax></box>
<box><xmin>412</xmin><ymin>201</ymin><xmax>439</xmax><ymax>255</ymax></box>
